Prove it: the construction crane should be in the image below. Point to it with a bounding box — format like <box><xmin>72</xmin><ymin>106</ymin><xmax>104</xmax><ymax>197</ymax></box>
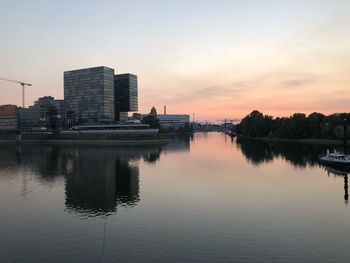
<box><xmin>0</xmin><ymin>77</ymin><xmax>32</xmax><ymax>108</ymax></box>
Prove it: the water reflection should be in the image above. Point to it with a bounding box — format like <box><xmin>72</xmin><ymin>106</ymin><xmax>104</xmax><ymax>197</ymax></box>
<box><xmin>0</xmin><ymin>143</ymin><xmax>169</xmax><ymax>216</ymax></box>
<box><xmin>63</xmin><ymin>147</ymin><xmax>141</xmax><ymax>215</ymax></box>
<box><xmin>323</xmin><ymin>166</ymin><xmax>349</xmax><ymax>203</ymax></box>
<box><xmin>235</xmin><ymin>136</ymin><xmax>350</xmax><ymax>203</ymax></box>
<box><xmin>235</xmin><ymin>136</ymin><xmax>349</xmax><ymax>168</ymax></box>
<box><xmin>162</xmin><ymin>135</ymin><xmax>192</xmax><ymax>153</ymax></box>
<box><xmin>2</xmin><ymin>133</ymin><xmax>350</xmax><ymax>262</ymax></box>
<box><xmin>0</xmin><ymin>135</ymin><xmax>192</xmax><ymax>216</ymax></box>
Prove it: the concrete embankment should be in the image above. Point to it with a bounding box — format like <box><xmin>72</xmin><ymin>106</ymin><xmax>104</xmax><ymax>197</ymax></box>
<box><xmin>0</xmin><ymin>132</ymin><xmax>170</xmax><ymax>145</ymax></box>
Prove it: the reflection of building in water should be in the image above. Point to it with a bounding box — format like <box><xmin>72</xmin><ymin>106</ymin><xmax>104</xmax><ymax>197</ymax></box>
<box><xmin>64</xmin><ymin>150</ymin><xmax>140</xmax><ymax>214</ymax></box>
<box><xmin>0</xmin><ymin>144</ymin><xmax>165</xmax><ymax>216</ymax></box>
<box><xmin>115</xmin><ymin>160</ymin><xmax>139</xmax><ymax>204</ymax></box>
<box><xmin>0</xmin><ymin>138</ymin><xmax>192</xmax><ymax>215</ymax></box>
<box><xmin>61</xmin><ymin>146</ymin><xmax>160</xmax><ymax>215</ymax></box>
<box><xmin>0</xmin><ymin>144</ymin><xmax>19</xmax><ymax>168</ymax></box>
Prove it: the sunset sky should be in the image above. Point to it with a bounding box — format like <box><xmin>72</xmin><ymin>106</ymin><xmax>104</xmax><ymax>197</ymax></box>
<box><xmin>0</xmin><ymin>0</ymin><xmax>349</xmax><ymax>121</ymax></box>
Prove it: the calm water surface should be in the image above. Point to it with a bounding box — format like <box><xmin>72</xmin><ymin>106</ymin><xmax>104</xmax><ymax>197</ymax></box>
<box><xmin>1</xmin><ymin>132</ymin><xmax>350</xmax><ymax>262</ymax></box>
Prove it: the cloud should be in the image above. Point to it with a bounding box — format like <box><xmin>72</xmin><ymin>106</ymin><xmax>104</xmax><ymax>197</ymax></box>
<box><xmin>281</xmin><ymin>74</ymin><xmax>317</xmax><ymax>88</ymax></box>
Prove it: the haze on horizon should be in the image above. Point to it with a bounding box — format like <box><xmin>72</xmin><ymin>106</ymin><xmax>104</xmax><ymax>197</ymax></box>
<box><xmin>0</xmin><ymin>0</ymin><xmax>349</xmax><ymax>121</ymax></box>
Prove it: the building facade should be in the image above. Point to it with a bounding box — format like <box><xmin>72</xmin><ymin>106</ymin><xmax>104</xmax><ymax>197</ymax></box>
<box><xmin>0</xmin><ymin>104</ymin><xmax>17</xmax><ymax>130</ymax></box>
<box><xmin>0</xmin><ymin>116</ymin><xmax>17</xmax><ymax>130</ymax></box>
<box><xmin>17</xmin><ymin>96</ymin><xmax>64</xmax><ymax>130</ymax></box>
<box><xmin>114</xmin><ymin>74</ymin><xmax>138</xmax><ymax>121</ymax></box>
<box><xmin>157</xmin><ymin>114</ymin><xmax>190</xmax><ymax>128</ymax></box>
<box><xmin>0</xmin><ymin>105</ymin><xmax>17</xmax><ymax>116</ymax></box>
<box><xmin>0</xmin><ymin>105</ymin><xmax>17</xmax><ymax>130</ymax></box>
<box><xmin>64</xmin><ymin>66</ymin><xmax>115</xmax><ymax>125</ymax></box>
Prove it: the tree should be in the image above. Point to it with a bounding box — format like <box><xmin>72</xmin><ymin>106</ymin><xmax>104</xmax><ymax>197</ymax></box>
<box><xmin>141</xmin><ymin>115</ymin><xmax>160</xmax><ymax>129</ymax></box>
<box><xmin>238</xmin><ymin>110</ymin><xmax>273</xmax><ymax>137</ymax></box>
<box><xmin>236</xmin><ymin>110</ymin><xmax>350</xmax><ymax>140</ymax></box>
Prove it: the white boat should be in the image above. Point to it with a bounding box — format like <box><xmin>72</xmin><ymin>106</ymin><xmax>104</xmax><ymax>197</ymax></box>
<box><xmin>319</xmin><ymin>149</ymin><xmax>350</xmax><ymax>168</ymax></box>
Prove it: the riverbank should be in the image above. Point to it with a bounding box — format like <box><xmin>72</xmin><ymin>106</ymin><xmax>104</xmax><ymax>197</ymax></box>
<box><xmin>237</xmin><ymin>134</ymin><xmax>347</xmax><ymax>145</ymax></box>
<box><xmin>0</xmin><ymin>131</ymin><xmax>171</xmax><ymax>145</ymax></box>
<box><xmin>0</xmin><ymin>138</ymin><xmax>171</xmax><ymax>145</ymax></box>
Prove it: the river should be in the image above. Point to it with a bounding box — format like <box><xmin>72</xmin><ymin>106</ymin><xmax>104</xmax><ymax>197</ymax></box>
<box><xmin>1</xmin><ymin>132</ymin><xmax>349</xmax><ymax>262</ymax></box>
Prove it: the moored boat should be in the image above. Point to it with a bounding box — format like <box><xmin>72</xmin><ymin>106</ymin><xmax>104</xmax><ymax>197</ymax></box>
<box><xmin>319</xmin><ymin>149</ymin><xmax>350</xmax><ymax>168</ymax></box>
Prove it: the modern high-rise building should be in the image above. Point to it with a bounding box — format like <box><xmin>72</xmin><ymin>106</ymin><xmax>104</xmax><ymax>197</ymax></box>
<box><xmin>64</xmin><ymin>66</ymin><xmax>115</xmax><ymax>124</ymax></box>
<box><xmin>114</xmin><ymin>74</ymin><xmax>138</xmax><ymax>121</ymax></box>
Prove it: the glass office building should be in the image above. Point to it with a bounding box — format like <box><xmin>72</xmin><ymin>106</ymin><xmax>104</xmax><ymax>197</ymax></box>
<box><xmin>114</xmin><ymin>74</ymin><xmax>138</xmax><ymax>121</ymax></box>
<box><xmin>64</xmin><ymin>66</ymin><xmax>115</xmax><ymax>124</ymax></box>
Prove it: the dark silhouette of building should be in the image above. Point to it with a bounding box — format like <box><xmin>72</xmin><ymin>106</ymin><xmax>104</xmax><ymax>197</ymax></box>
<box><xmin>114</xmin><ymin>73</ymin><xmax>138</xmax><ymax>121</ymax></box>
<box><xmin>150</xmin><ymin>106</ymin><xmax>157</xmax><ymax>116</ymax></box>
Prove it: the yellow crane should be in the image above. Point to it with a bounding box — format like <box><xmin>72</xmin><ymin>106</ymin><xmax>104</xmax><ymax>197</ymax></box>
<box><xmin>0</xmin><ymin>77</ymin><xmax>32</xmax><ymax>108</ymax></box>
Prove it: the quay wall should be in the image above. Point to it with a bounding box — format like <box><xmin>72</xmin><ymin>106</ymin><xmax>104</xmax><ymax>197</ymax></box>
<box><xmin>0</xmin><ymin>131</ymin><xmax>169</xmax><ymax>144</ymax></box>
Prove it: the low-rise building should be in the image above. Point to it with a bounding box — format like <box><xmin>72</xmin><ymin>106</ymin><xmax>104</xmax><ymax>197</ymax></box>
<box><xmin>0</xmin><ymin>105</ymin><xmax>18</xmax><ymax>130</ymax></box>
<box><xmin>0</xmin><ymin>105</ymin><xmax>17</xmax><ymax>116</ymax></box>
<box><xmin>0</xmin><ymin>116</ymin><xmax>18</xmax><ymax>130</ymax></box>
<box><xmin>157</xmin><ymin>114</ymin><xmax>190</xmax><ymax>128</ymax></box>
<box><xmin>18</xmin><ymin>96</ymin><xmax>65</xmax><ymax>130</ymax></box>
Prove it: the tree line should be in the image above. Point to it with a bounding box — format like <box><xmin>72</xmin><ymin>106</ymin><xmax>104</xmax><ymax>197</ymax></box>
<box><xmin>235</xmin><ymin>110</ymin><xmax>350</xmax><ymax>139</ymax></box>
